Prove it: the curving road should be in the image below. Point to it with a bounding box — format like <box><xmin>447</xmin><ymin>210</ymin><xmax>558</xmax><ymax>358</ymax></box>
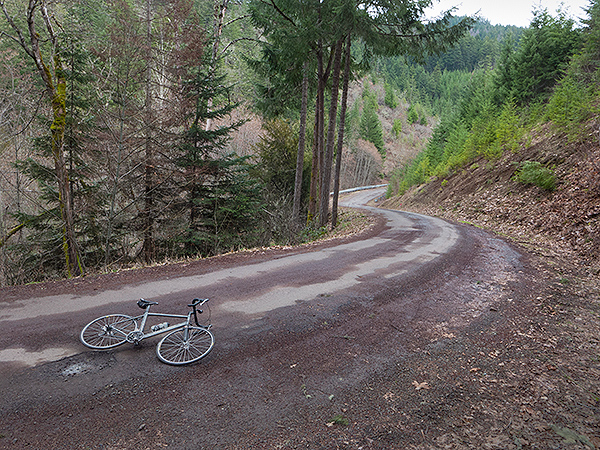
<box><xmin>0</xmin><ymin>187</ymin><xmax>457</xmax><ymax>367</ymax></box>
<box><xmin>0</xmin><ymin>187</ymin><xmax>529</xmax><ymax>449</ymax></box>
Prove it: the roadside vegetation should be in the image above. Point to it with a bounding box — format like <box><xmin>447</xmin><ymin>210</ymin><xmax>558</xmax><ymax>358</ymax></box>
<box><xmin>386</xmin><ymin>6</ymin><xmax>587</xmax><ymax>198</ymax></box>
<box><xmin>1</xmin><ymin>0</ymin><xmax>599</xmax><ymax>288</ymax></box>
<box><xmin>385</xmin><ymin>1</ymin><xmax>600</xmax><ymax>271</ymax></box>
<box><xmin>0</xmin><ymin>0</ymin><xmax>473</xmax><ymax>285</ymax></box>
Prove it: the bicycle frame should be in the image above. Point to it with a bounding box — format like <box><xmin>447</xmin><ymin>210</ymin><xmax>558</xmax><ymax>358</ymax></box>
<box><xmin>132</xmin><ymin>309</ymin><xmax>191</xmax><ymax>340</ymax></box>
<box><xmin>127</xmin><ymin>300</ymin><xmax>210</xmax><ymax>345</ymax></box>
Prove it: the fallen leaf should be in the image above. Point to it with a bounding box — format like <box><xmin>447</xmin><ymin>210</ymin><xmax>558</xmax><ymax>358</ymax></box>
<box><xmin>412</xmin><ymin>381</ymin><xmax>430</xmax><ymax>390</ymax></box>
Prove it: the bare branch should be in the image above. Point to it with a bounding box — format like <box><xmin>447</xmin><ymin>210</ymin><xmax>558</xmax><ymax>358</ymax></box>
<box><xmin>39</xmin><ymin>0</ymin><xmax>57</xmax><ymax>48</ymax></box>
<box><xmin>268</xmin><ymin>0</ymin><xmax>296</xmax><ymax>27</ymax></box>
<box><xmin>224</xmin><ymin>14</ymin><xmax>250</xmax><ymax>27</ymax></box>
<box><xmin>0</xmin><ymin>0</ymin><xmax>35</xmax><ymax>59</ymax></box>
<box><xmin>219</xmin><ymin>36</ymin><xmax>263</xmax><ymax>56</ymax></box>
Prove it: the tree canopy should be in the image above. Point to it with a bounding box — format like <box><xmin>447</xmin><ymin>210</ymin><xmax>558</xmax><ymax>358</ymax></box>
<box><xmin>249</xmin><ymin>0</ymin><xmax>475</xmax><ymax>226</ymax></box>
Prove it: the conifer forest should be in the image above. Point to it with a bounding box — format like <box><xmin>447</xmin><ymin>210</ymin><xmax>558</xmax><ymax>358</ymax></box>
<box><xmin>0</xmin><ymin>0</ymin><xmax>595</xmax><ymax>285</ymax></box>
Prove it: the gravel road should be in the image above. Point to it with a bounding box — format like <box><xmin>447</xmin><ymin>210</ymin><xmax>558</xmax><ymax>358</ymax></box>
<box><xmin>0</xmin><ymin>189</ymin><xmax>558</xmax><ymax>449</ymax></box>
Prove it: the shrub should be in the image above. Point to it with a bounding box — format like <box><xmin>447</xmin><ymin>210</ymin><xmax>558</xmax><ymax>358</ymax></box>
<box><xmin>392</xmin><ymin>118</ymin><xmax>402</xmax><ymax>138</ymax></box>
<box><xmin>407</xmin><ymin>104</ymin><xmax>419</xmax><ymax>124</ymax></box>
<box><xmin>514</xmin><ymin>161</ymin><xmax>557</xmax><ymax>191</ymax></box>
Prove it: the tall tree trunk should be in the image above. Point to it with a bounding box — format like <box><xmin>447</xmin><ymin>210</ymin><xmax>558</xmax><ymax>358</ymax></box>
<box><xmin>1</xmin><ymin>0</ymin><xmax>84</xmax><ymax>277</ymax></box>
<box><xmin>318</xmin><ymin>38</ymin><xmax>343</xmax><ymax>228</ymax></box>
<box><xmin>308</xmin><ymin>41</ymin><xmax>325</xmax><ymax>223</ymax></box>
<box><xmin>205</xmin><ymin>0</ymin><xmax>229</xmax><ymax>132</ymax></box>
<box><xmin>331</xmin><ymin>35</ymin><xmax>352</xmax><ymax>229</ymax></box>
<box><xmin>307</xmin><ymin>112</ymin><xmax>319</xmax><ymax>223</ymax></box>
<box><xmin>142</xmin><ymin>0</ymin><xmax>155</xmax><ymax>263</ymax></box>
<box><xmin>293</xmin><ymin>60</ymin><xmax>309</xmax><ymax>223</ymax></box>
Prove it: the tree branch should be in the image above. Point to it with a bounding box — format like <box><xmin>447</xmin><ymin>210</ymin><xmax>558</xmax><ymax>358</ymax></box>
<box><xmin>225</xmin><ymin>14</ymin><xmax>250</xmax><ymax>28</ymax></box>
<box><xmin>0</xmin><ymin>222</ymin><xmax>25</xmax><ymax>249</ymax></box>
<box><xmin>219</xmin><ymin>36</ymin><xmax>263</xmax><ymax>57</ymax></box>
<box><xmin>0</xmin><ymin>0</ymin><xmax>35</xmax><ymax>60</ymax></box>
<box><xmin>268</xmin><ymin>0</ymin><xmax>296</xmax><ymax>27</ymax></box>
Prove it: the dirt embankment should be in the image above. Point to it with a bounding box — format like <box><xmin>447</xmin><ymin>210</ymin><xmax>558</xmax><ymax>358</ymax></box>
<box><xmin>379</xmin><ymin>125</ymin><xmax>600</xmax><ymax>449</ymax></box>
<box><xmin>384</xmin><ymin>123</ymin><xmax>600</xmax><ymax>272</ymax></box>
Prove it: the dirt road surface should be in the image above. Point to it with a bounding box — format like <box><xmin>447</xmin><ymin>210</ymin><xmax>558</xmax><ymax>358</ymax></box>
<box><xmin>0</xmin><ymin>189</ymin><xmax>596</xmax><ymax>449</ymax></box>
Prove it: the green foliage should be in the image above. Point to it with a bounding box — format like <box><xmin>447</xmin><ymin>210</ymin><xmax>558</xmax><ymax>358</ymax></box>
<box><xmin>546</xmin><ymin>76</ymin><xmax>596</xmax><ymax>140</ymax></box>
<box><xmin>407</xmin><ymin>104</ymin><xmax>419</xmax><ymax>124</ymax></box>
<box><xmin>545</xmin><ymin>1</ymin><xmax>600</xmax><ymax>140</ymax></box>
<box><xmin>175</xmin><ymin>154</ymin><xmax>264</xmax><ymax>256</ymax></box>
<box><xmin>166</xmin><ymin>56</ymin><xmax>264</xmax><ymax>258</ymax></box>
<box><xmin>495</xmin><ymin>101</ymin><xmax>523</xmax><ymax>152</ymax></box>
<box><xmin>406</xmin><ymin>103</ymin><xmax>427</xmax><ymax>126</ymax></box>
<box><xmin>252</xmin><ymin>118</ymin><xmax>311</xmax><ymax>197</ymax></box>
<box><xmin>330</xmin><ymin>414</ymin><xmax>349</xmax><ymax>426</ymax></box>
<box><xmin>493</xmin><ymin>8</ymin><xmax>582</xmax><ymax>105</ymax></box>
<box><xmin>381</xmin><ymin>19</ymin><xmax>524</xmax><ymax>118</ymax></box>
<box><xmin>578</xmin><ymin>0</ymin><xmax>600</xmax><ymax>75</ymax></box>
<box><xmin>250</xmin><ymin>119</ymin><xmax>314</xmax><ymax>245</ymax></box>
<box><xmin>299</xmin><ymin>223</ymin><xmax>328</xmax><ymax>243</ymax></box>
<box><xmin>6</xmin><ymin>27</ymin><xmax>107</xmax><ymax>281</ymax></box>
<box><xmin>360</xmin><ymin>85</ymin><xmax>385</xmax><ymax>155</ymax></box>
<box><xmin>392</xmin><ymin>118</ymin><xmax>402</xmax><ymax>138</ymax></box>
<box><xmin>514</xmin><ymin>161</ymin><xmax>557</xmax><ymax>191</ymax></box>
<box><xmin>388</xmin><ymin>60</ymin><xmax>533</xmax><ymax>197</ymax></box>
<box><xmin>384</xmin><ymin>82</ymin><xmax>398</xmax><ymax>108</ymax></box>
<box><xmin>345</xmin><ymin>100</ymin><xmax>361</xmax><ymax>139</ymax></box>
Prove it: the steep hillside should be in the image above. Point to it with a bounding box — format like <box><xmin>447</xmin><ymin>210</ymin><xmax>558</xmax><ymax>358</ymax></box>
<box><xmin>350</xmin><ymin>78</ymin><xmax>434</xmax><ymax>176</ymax></box>
<box><xmin>382</xmin><ymin>122</ymin><xmax>600</xmax><ymax>272</ymax></box>
<box><xmin>224</xmin><ymin>78</ymin><xmax>434</xmax><ymax>190</ymax></box>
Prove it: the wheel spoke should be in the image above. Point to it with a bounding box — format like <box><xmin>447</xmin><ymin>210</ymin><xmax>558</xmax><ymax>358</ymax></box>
<box><xmin>80</xmin><ymin>315</ymin><xmax>136</xmax><ymax>349</ymax></box>
<box><xmin>156</xmin><ymin>327</ymin><xmax>214</xmax><ymax>365</ymax></box>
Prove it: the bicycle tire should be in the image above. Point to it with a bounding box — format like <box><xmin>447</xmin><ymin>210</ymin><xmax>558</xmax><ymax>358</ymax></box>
<box><xmin>80</xmin><ymin>314</ymin><xmax>137</xmax><ymax>349</ymax></box>
<box><xmin>156</xmin><ymin>326</ymin><xmax>214</xmax><ymax>365</ymax></box>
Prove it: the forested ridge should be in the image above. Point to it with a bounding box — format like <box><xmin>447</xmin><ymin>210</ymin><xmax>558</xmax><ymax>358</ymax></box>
<box><xmin>385</xmin><ymin>1</ymin><xmax>600</xmax><ymax>270</ymax></box>
<box><xmin>0</xmin><ymin>0</ymin><xmax>596</xmax><ymax>286</ymax></box>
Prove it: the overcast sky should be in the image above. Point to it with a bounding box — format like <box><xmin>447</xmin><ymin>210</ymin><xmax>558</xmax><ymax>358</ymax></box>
<box><xmin>426</xmin><ymin>0</ymin><xmax>590</xmax><ymax>27</ymax></box>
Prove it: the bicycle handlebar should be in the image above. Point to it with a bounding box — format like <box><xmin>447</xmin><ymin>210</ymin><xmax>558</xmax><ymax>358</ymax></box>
<box><xmin>189</xmin><ymin>298</ymin><xmax>209</xmax><ymax>327</ymax></box>
<box><xmin>188</xmin><ymin>298</ymin><xmax>209</xmax><ymax>308</ymax></box>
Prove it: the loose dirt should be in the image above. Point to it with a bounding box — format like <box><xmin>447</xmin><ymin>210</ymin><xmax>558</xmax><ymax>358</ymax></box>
<box><xmin>1</xmin><ymin>203</ymin><xmax>598</xmax><ymax>449</ymax></box>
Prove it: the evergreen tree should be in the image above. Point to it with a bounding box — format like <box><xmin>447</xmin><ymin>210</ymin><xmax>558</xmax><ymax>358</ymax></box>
<box><xmin>1</xmin><ymin>0</ymin><xmax>84</xmax><ymax>277</ymax></box>
<box><xmin>497</xmin><ymin>8</ymin><xmax>582</xmax><ymax>105</ymax></box>
<box><xmin>169</xmin><ymin>61</ymin><xmax>260</xmax><ymax>257</ymax></box>
<box><xmin>250</xmin><ymin>0</ymin><xmax>474</xmax><ymax>227</ymax></box>
<box><xmin>360</xmin><ymin>86</ymin><xmax>385</xmax><ymax>155</ymax></box>
<box><xmin>384</xmin><ymin>81</ymin><xmax>398</xmax><ymax>108</ymax></box>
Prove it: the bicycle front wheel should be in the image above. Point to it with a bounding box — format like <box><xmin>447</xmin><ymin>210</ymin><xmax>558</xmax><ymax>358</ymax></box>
<box><xmin>156</xmin><ymin>327</ymin><xmax>214</xmax><ymax>365</ymax></box>
<box><xmin>80</xmin><ymin>314</ymin><xmax>137</xmax><ymax>349</ymax></box>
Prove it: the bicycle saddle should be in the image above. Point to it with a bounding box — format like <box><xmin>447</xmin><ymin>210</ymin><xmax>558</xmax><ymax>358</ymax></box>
<box><xmin>137</xmin><ymin>298</ymin><xmax>158</xmax><ymax>309</ymax></box>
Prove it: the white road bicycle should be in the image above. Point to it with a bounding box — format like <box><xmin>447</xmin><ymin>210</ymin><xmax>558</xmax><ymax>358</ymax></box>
<box><xmin>80</xmin><ymin>298</ymin><xmax>214</xmax><ymax>365</ymax></box>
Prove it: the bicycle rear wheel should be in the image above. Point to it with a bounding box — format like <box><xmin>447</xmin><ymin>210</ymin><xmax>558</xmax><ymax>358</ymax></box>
<box><xmin>156</xmin><ymin>326</ymin><xmax>214</xmax><ymax>365</ymax></box>
<box><xmin>80</xmin><ymin>314</ymin><xmax>137</xmax><ymax>349</ymax></box>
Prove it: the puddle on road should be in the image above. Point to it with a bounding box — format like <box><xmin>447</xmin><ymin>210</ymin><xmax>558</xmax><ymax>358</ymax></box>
<box><xmin>0</xmin><ymin>346</ymin><xmax>78</xmax><ymax>367</ymax></box>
